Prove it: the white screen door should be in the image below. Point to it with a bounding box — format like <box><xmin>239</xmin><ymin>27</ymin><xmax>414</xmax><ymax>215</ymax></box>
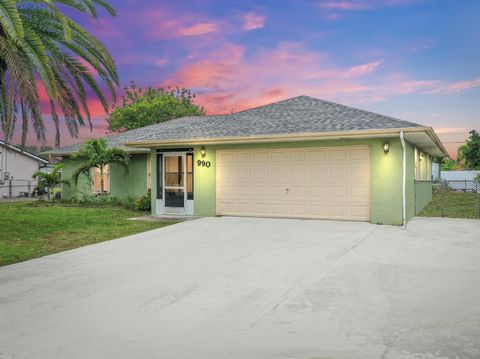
<box><xmin>163</xmin><ymin>153</ymin><xmax>187</xmax><ymax>215</ymax></box>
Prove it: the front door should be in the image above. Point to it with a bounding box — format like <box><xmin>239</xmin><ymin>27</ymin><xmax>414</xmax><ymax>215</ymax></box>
<box><xmin>164</xmin><ymin>153</ymin><xmax>186</xmax><ymax>215</ymax></box>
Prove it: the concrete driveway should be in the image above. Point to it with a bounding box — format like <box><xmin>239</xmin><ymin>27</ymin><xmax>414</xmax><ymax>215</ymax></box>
<box><xmin>1</xmin><ymin>217</ymin><xmax>479</xmax><ymax>359</ymax></box>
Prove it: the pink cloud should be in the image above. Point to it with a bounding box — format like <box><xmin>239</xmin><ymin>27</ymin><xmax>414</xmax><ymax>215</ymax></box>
<box><xmin>425</xmin><ymin>78</ymin><xmax>480</xmax><ymax>94</ymax></box>
<box><xmin>163</xmin><ymin>42</ymin><xmax>384</xmax><ymax>113</ymax></box>
<box><xmin>319</xmin><ymin>1</ymin><xmax>371</xmax><ymax>10</ymax></box>
<box><xmin>318</xmin><ymin>0</ymin><xmax>420</xmax><ymax>12</ymax></box>
<box><xmin>177</xmin><ymin>22</ymin><xmax>218</xmax><ymax>36</ymax></box>
<box><xmin>242</xmin><ymin>12</ymin><xmax>266</xmax><ymax>31</ymax></box>
<box><xmin>341</xmin><ymin>60</ymin><xmax>382</xmax><ymax>77</ymax></box>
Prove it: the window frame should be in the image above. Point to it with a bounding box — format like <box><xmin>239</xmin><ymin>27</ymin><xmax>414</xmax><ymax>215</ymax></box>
<box><xmin>187</xmin><ymin>153</ymin><xmax>194</xmax><ymax>200</ymax></box>
<box><xmin>91</xmin><ymin>165</ymin><xmax>110</xmax><ymax>194</ymax></box>
<box><xmin>157</xmin><ymin>154</ymin><xmax>163</xmax><ymax>199</ymax></box>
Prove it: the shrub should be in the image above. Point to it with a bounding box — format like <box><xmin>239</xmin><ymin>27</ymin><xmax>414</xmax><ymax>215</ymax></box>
<box><xmin>134</xmin><ymin>191</ymin><xmax>151</xmax><ymax>211</ymax></box>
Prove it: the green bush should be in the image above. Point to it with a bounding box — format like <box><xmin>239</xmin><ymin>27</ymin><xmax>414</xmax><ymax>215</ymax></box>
<box><xmin>134</xmin><ymin>191</ymin><xmax>151</xmax><ymax>212</ymax></box>
<box><xmin>67</xmin><ymin>193</ymin><xmax>136</xmax><ymax>210</ymax></box>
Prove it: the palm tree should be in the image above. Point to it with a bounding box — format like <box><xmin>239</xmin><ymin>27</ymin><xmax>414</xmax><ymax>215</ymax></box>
<box><xmin>32</xmin><ymin>162</ymin><xmax>70</xmax><ymax>200</ymax></box>
<box><xmin>0</xmin><ymin>0</ymin><xmax>118</xmax><ymax>147</ymax></box>
<box><xmin>457</xmin><ymin>144</ymin><xmax>468</xmax><ymax>165</ymax></box>
<box><xmin>71</xmin><ymin>138</ymin><xmax>129</xmax><ymax>194</ymax></box>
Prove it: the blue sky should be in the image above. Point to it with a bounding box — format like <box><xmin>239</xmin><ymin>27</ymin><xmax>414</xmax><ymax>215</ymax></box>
<box><xmin>28</xmin><ymin>0</ymin><xmax>480</xmax><ymax>156</ymax></box>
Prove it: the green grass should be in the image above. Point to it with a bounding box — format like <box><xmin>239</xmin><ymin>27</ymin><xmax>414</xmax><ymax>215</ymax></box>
<box><xmin>418</xmin><ymin>190</ymin><xmax>480</xmax><ymax>219</ymax></box>
<box><xmin>0</xmin><ymin>202</ymin><xmax>177</xmax><ymax>266</ymax></box>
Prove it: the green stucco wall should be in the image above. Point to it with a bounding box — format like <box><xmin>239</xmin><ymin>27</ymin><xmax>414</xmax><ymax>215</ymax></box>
<box><xmin>61</xmin><ymin>154</ymin><xmax>149</xmax><ymax>200</ymax></box>
<box><xmin>177</xmin><ymin>138</ymin><xmax>414</xmax><ymax>225</ymax></box>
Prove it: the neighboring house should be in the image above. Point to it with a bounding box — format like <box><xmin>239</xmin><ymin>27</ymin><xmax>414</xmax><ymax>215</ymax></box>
<box><xmin>440</xmin><ymin>170</ymin><xmax>480</xmax><ymax>192</ymax></box>
<box><xmin>0</xmin><ymin>140</ymin><xmax>49</xmax><ymax>198</ymax></box>
<box><xmin>440</xmin><ymin>170</ymin><xmax>480</xmax><ymax>181</ymax></box>
<box><xmin>50</xmin><ymin>96</ymin><xmax>446</xmax><ymax>225</ymax></box>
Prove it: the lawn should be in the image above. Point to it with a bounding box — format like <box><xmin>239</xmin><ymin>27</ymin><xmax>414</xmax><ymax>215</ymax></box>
<box><xmin>0</xmin><ymin>202</ymin><xmax>177</xmax><ymax>266</ymax></box>
<box><xmin>418</xmin><ymin>190</ymin><xmax>480</xmax><ymax>219</ymax></box>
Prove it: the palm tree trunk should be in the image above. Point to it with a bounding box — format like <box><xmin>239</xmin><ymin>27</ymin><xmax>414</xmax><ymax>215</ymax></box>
<box><xmin>100</xmin><ymin>166</ymin><xmax>105</xmax><ymax>194</ymax></box>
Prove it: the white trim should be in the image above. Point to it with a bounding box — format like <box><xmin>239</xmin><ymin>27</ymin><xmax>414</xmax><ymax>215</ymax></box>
<box><xmin>0</xmin><ymin>140</ymin><xmax>49</xmax><ymax>163</ymax></box>
<box><xmin>162</xmin><ymin>152</ymin><xmax>187</xmax><ymax>216</ymax></box>
<box><xmin>124</xmin><ymin>127</ymin><xmax>448</xmax><ymax>158</ymax></box>
<box><xmin>400</xmin><ymin>131</ymin><xmax>406</xmax><ymax>227</ymax></box>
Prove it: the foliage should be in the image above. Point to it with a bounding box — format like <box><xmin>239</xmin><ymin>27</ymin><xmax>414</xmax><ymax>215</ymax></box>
<box><xmin>134</xmin><ymin>190</ymin><xmax>151</xmax><ymax>211</ymax></box>
<box><xmin>440</xmin><ymin>159</ymin><xmax>457</xmax><ymax>171</ymax></box>
<box><xmin>462</xmin><ymin>130</ymin><xmax>480</xmax><ymax>169</ymax></box>
<box><xmin>107</xmin><ymin>82</ymin><xmax>205</xmax><ymax>132</ymax></box>
<box><xmin>69</xmin><ymin>192</ymin><xmax>135</xmax><ymax>210</ymax></box>
<box><xmin>0</xmin><ymin>202</ymin><xmax>177</xmax><ymax>266</ymax></box>
<box><xmin>32</xmin><ymin>163</ymin><xmax>69</xmax><ymax>200</ymax></box>
<box><xmin>456</xmin><ymin>144</ymin><xmax>468</xmax><ymax>165</ymax></box>
<box><xmin>71</xmin><ymin>138</ymin><xmax>130</xmax><ymax>193</ymax></box>
<box><xmin>0</xmin><ymin>0</ymin><xmax>118</xmax><ymax>147</ymax></box>
<box><xmin>475</xmin><ymin>173</ymin><xmax>480</xmax><ymax>183</ymax></box>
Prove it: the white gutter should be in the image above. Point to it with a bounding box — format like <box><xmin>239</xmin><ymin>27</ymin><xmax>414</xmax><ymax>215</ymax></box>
<box><xmin>400</xmin><ymin>131</ymin><xmax>406</xmax><ymax>227</ymax></box>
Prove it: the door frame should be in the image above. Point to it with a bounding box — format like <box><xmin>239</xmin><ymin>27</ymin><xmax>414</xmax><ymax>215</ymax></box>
<box><xmin>163</xmin><ymin>152</ymin><xmax>187</xmax><ymax>215</ymax></box>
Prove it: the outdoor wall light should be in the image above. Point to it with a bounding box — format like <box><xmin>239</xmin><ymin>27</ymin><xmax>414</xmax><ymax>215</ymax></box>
<box><xmin>383</xmin><ymin>143</ymin><xmax>390</xmax><ymax>154</ymax></box>
<box><xmin>419</xmin><ymin>152</ymin><xmax>424</xmax><ymax>161</ymax></box>
<box><xmin>200</xmin><ymin>146</ymin><xmax>206</xmax><ymax>158</ymax></box>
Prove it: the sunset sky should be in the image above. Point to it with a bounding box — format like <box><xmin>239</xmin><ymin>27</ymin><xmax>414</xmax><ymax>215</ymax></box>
<box><xmin>16</xmin><ymin>0</ymin><xmax>480</xmax><ymax>157</ymax></box>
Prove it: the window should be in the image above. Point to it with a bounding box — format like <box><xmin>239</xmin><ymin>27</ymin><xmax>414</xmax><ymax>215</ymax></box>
<box><xmin>92</xmin><ymin>165</ymin><xmax>110</xmax><ymax>193</ymax></box>
<box><xmin>187</xmin><ymin>153</ymin><xmax>194</xmax><ymax>200</ymax></box>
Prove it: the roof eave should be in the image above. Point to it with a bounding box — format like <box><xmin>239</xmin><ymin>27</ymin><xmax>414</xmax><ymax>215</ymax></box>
<box><xmin>123</xmin><ymin>127</ymin><xmax>446</xmax><ymax>155</ymax></box>
<box><xmin>0</xmin><ymin>141</ymin><xmax>49</xmax><ymax>163</ymax></box>
<box><xmin>45</xmin><ymin>148</ymin><xmax>151</xmax><ymax>157</ymax></box>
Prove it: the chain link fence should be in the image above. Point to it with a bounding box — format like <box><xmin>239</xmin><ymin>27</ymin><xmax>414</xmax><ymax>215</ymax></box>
<box><xmin>414</xmin><ymin>179</ymin><xmax>480</xmax><ymax>219</ymax></box>
<box><xmin>0</xmin><ymin>179</ymin><xmax>40</xmax><ymax>199</ymax></box>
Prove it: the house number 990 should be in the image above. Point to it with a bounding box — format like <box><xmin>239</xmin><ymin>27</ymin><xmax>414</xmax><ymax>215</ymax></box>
<box><xmin>197</xmin><ymin>160</ymin><xmax>211</xmax><ymax>168</ymax></box>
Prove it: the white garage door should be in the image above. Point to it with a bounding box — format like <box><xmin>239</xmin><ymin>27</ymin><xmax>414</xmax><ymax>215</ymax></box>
<box><xmin>216</xmin><ymin>146</ymin><xmax>370</xmax><ymax>221</ymax></box>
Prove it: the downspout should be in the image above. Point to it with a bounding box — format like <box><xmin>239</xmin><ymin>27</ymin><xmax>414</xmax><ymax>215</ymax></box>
<box><xmin>400</xmin><ymin>131</ymin><xmax>406</xmax><ymax>227</ymax></box>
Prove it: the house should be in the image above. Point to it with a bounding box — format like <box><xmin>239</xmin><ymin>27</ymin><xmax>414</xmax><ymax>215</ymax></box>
<box><xmin>51</xmin><ymin>96</ymin><xmax>447</xmax><ymax>225</ymax></box>
<box><xmin>0</xmin><ymin>140</ymin><xmax>50</xmax><ymax>198</ymax></box>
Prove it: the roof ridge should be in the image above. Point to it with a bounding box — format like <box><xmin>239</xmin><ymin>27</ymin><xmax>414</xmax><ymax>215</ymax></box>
<box><xmin>298</xmin><ymin>96</ymin><xmax>421</xmax><ymax>127</ymax></box>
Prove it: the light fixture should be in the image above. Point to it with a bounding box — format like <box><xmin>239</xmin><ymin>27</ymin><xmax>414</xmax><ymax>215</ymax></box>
<box><xmin>200</xmin><ymin>146</ymin><xmax>206</xmax><ymax>158</ymax></box>
<box><xmin>383</xmin><ymin>143</ymin><xmax>389</xmax><ymax>154</ymax></box>
<box><xmin>419</xmin><ymin>152</ymin><xmax>424</xmax><ymax>161</ymax></box>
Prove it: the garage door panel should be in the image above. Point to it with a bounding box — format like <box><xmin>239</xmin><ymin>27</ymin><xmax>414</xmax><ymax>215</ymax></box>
<box><xmin>329</xmin><ymin>166</ymin><xmax>347</xmax><ymax>180</ymax></box>
<box><xmin>289</xmin><ymin>150</ymin><xmax>307</xmax><ymax>162</ymax></box>
<box><xmin>252</xmin><ymin>203</ymin><xmax>269</xmax><ymax>215</ymax></box>
<box><xmin>289</xmin><ymin>204</ymin><xmax>307</xmax><ymax>216</ymax></box>
<box><xmin>217</xmin><ymin>146</ymin><xmax>370</xmax><ymax>221</ymax></box>
<box><xmin>308</xmin><ymin>149</ymin><xmax>327</xmax><ymax>161</ymax></box>
<box><xmin>271</xmin><ymin>203</ymin><xmax>289</xmax><ymax>215</ymax></box>
<box><xmin>253</xmin><ymin>167</ymin><xmax>269</xmax><ymax>181</ymax></box>
<box><xmin>289</xmin><ymin>186</ymin><xmax>307</xmax><ymax>197</ymax></box>
<box><xmin>235</xmin><ymin>167</ymin><xmax>251</xmax><ymax>180</ymax></box>
<box><xmin>271</xmin><ymin>151</ymin><xmax>288</xmax><ymax>162</ymax></box>
<box><xmin>271</xmin><ymin>166</ymin><xmax>288</xmax><ymax>180</ymax></box>
<box><xmin>218</xmin><ymin>184</ymin><xmax>235</xmax><ymax>197</ymax></box>
<box><xmin>236</xmin><ymin>185</ymin><xmax>251</xmax><ymax>196</ymax></box>
<box><xmin>289</xmin><ymin>167</ymin><xmax>307</xmax><ymax>181</ymax></box>
<box><xmin>350</xmin><ymin>147</ymin><xmax>370</xmax><ymax>160</ymax></box>
<box><xmin>235</xmin><ymin>152</ymin><xmax>251</xmax><ymax>162</ymax></box>
<box><xmin>252</xmin><ymin>151</ymin><xmax>269</xmax><ymax>162</ymax></box>
<box><xmin>252</xmin><ymin>186</ymin><xmax>269</xmax><ymax>197</ymax></box>
<box><xmin>329</xmin><ymin>149</ymin><xmax>347</xmax><ymax>160</ymax></box>
<box><xmin>309</xmin><ymin>186</ymin><xmax>327</xmax><ymax>198</ymax></box>
<box><xmin>350</xmin><ymin>205</ymin><xmax>370</xmax><ymax>218</ymax></box>
<box><xmin>271</xmin><ymin>186</ymin><xmax>288</xmax><ymax>197</ymax></box>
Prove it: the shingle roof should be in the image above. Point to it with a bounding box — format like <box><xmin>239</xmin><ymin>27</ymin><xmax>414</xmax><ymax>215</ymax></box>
<box><xmin>50</xmin><ymin>96</ymin><xmax>422</xmax><ymax>155</ymax></box>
